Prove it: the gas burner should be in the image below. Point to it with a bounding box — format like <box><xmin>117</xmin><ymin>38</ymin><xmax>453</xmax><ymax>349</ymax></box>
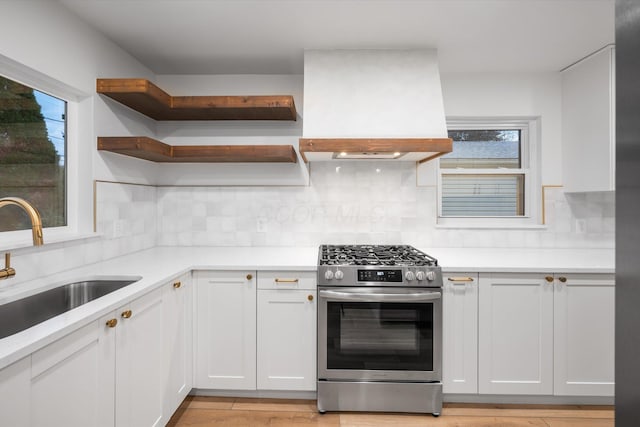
<box><xmin>319</xmin><ymin>244</ymin><xmax>437</xmax><ymax>267</ymax></box>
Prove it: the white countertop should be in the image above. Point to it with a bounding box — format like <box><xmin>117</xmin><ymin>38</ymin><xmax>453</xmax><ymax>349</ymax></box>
<box><xmin>425</xmin><ymin>247</ymin><xmax>615</xmax><ymax>273</ymax></box>
<box><xmin>0</xmin><ymin>245</ymin><xmax>614</xmax><ymax>370</ymax></box>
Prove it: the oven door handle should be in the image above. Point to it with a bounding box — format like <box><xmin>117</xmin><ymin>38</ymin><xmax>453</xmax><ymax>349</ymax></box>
<box><xmin>319</xmin><ymin>289</ymin><xmax>441</xmax><ymax>302</ymax></box>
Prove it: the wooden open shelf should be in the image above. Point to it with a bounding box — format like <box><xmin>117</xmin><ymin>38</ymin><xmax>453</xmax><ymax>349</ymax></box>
<box><xmin>98</xmin><ymin>137</ymin><xmax>298</xmax><ymax>163</ymax></box>
<box><xmin>97</xmin><ymin>78</ymin><xmax>297</xmax><ymax>121</ymax></box>
<box><xmin>298</xmin><ymin>138</ymin><xmax>453</xmax><ymax>163</ymax></box>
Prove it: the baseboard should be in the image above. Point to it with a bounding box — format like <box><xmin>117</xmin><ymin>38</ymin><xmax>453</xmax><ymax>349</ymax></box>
<box><xmin>444</xmin><ymin>393</ymin><xmax>614</xmax><ymax>405</ymax></box>
<box><xmin>190</xmin><ymin>388</ymin><xmax>317</xmax><ymax>400</ymax></box>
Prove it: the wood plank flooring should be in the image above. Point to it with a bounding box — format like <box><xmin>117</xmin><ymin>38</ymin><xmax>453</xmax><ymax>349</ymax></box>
<box><xmin>167</xmin><ymin>397</ymin><xmax>614</xmax><ymax>426</ymax></box>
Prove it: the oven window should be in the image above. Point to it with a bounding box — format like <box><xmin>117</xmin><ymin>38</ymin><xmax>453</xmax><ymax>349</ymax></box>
<box><xmin>326</xmin><ymin>302</ymin><xmax>433</xmax><ymax>371</ymax></box>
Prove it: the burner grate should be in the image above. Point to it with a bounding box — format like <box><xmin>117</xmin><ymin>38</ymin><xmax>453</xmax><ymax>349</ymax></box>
<box><xmin>319</xmin><ymin>244</ymin><xmax>437</xmax><ymax>267</ymax></box>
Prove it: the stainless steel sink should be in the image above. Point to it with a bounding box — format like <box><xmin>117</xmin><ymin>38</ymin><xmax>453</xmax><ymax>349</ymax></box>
<box><xmin>0</xmin><ymin>278</ymin><xmax>140</xmax><ymax>339</ymax></box>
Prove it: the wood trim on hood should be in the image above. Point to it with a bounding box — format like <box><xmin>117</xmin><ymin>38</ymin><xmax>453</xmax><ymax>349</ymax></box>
<box><xmin>298</xmin><ymin>138</ymin><xmax>452</xmax><ymax>163</ymax></box>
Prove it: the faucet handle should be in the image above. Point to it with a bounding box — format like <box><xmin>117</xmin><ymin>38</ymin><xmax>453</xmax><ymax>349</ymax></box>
<box><xmin>1</xmin><ymin>252</ymin><xmax>16</xmax><ymax>280</ymax></box>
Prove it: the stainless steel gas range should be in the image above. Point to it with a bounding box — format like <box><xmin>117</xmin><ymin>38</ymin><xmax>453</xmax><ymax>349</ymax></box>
<box><xmin>316</xmin><ymin>244</ymin><xmax>443</xmax><ymax>416</ymax></box>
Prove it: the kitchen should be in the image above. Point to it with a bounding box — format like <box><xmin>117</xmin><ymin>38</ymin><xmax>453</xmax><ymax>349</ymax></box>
<box><xmin>0</xmin><ymin>0</ymin><xmax>631</xmax><ymax>426</ymax></box>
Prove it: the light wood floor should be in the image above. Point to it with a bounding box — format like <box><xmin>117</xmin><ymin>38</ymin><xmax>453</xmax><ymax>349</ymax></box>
<box><xmin>167</xmin><ymin>397</ymin><xmax>614</xmax><ymax>426</ymax></box>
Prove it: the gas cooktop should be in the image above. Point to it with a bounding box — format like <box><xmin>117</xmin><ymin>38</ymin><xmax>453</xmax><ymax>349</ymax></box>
<box><xmin>318</xmin><ymin>244</ymin><xmax>438</xmax><ymax>267</ymax></box>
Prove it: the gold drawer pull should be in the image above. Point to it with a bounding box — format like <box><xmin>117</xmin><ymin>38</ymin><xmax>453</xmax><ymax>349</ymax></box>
<box><xmin>545</xmin><ymin>276</ymin><xmax>554</xmax><ymax>283</ymax></box>
<box><xmin>275</xmin><ymin>278</ymin><xmax>299</xmax><ymax>283</ymax></box>
<box><xmin>558</xmin><ymin>277</ymin><xmax>567</xmax><ymax>283</ymax></box>
<box><xmin>308</xmin><ymin>294</ymin><xmax>314</xmax><ymax>301</ymax></box>
<box><xmin>106</xmin><ymin>319</ymin><xmax>118</xmax><ymax>328</ymax></box>
<box><xmin>121</xmin><ymin>310</ymin><xmax>132</xmax><ymax>319</ymax></box>
<box><xmin>447</xmin><ymin>277</ymin><xmax>474</xmax><ymax>282</ymax></box>
<box><xmin>173</xmin><ymin>281</ymin><xmax>182</xmax><ymax>289</ymax></box>
<box><xmin>246</xmin><ymin>274</ymin><xmax>253</xmax><ymax>281</ymax></box>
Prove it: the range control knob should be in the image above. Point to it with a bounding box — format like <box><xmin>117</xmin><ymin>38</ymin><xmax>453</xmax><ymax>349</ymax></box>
<box><xmin>416</xmin><ymin>271</ymin><xmax>426</xmax><ymax>281</ymax></box>
<box><xmin>426</xmin><ymin>271</ymin><xmax>436</xmax><ymax>281</ymax></box>
<box><xmin>324</xmin><ymin>270</ymin><xmax>334</xmax><ymax>280</ymax></box>
<box><xmin>405</xmin><ymin>271</ymin><xmax>416</xmax><ymax>281</ymax></box>
<box><xmin>334</xmin><ymin>270</ymin><xmax>344</xmax><ymax>280</ymax></box>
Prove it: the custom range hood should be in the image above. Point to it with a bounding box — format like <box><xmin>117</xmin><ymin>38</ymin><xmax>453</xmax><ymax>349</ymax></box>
<box><xmin>299</xmin><ymin>49</ymin><xmax>452</xmax><ymax>162</ymax></box>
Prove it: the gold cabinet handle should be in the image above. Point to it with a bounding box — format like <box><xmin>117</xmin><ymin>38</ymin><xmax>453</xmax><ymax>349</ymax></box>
<box><xmin>173</xmin><ymin>281</ymin><xmax>182</xmax><ymax>289</ymax></box>
<box><xmin>545</xmin><ymin>276</ymin><xmax>554</xmax><ymax>283</ymax></box>
<box><xmin>121</xmin><ymin>310</ymin><xmax>132</xmax><ymax>319</ymax></box>
<box><xmin>106</xmin><ymin>318</ymin><xmax>118</xmax><ymax>328</ymax></box>
<box><xmin>246</xmin><ymin>274</ymin><xmax>253</xmax><ymax>280</ymax></box>
<box><xmin>275</xmin><ymin>278</ymin><xmax>299</xmax><ymax>284</ymax></box>
<box><xmin>307</xmin><ymin>294</ymin><xmax>314</xmax><ymax>301</ymax></box>
<box><xmin>558</xmin><ymin>276</ymin><xmax>567</xmax><ymax>283</ymax></box>
<box><xmin>447</xmin><ymin>277</ymin><xmax>474</xmax><ymax>282</ymax></box>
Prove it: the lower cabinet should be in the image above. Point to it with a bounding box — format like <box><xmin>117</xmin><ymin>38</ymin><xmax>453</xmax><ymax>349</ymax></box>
<box><xmin>476</xmin><ymin>272</ymin><xmax>615</xmax><ymax>397</ymax></box>
<box><xmin>0</xmin><ymin>356</ymin><xmax>30</xmax><ymax>426</ymax></box>
<box><xmin>194</xmin><ymin>270</ymin><xmax>317</xmax><ymax>392</ymax></box>
<box><xmin>194</xmin><ymin>270</ymin><xmax>257</xmax><ymax>390</ymax></box>
<box><xmin>0</xmin><ymin>279</ymin><xmax>188</xmax><ymax>427</ymax></box>
<box><xmin>257</xmin><ymin>271</ymin><xmax>317</xmax><ymax>391</ymax></box>
<box><xmin>478</xmin><ymin>273</ymin><xmax>554</xmax><ymax>395</ymax></box>
<box><xmin>163</xmin><ymin>273</ymin><xmax>193</xmax><ymax>420</ymax></box>
<box><xmin>442</xmin><ymin>273</ymin><xmax>478</xmax><ymax>394</ymax></box>
<box><xmin>31</xmin><ymin>315</ymin><xmax>116</xmax><ymax>427</ymax></box>
<box><xmin>553</xmin><ymin>274</ymin><xmax>615</xmax><ymax>396</ymax></box>
<box><xmin>115</xmin><ymin>287</ymin><xmax>165</xmax><ymax>427</ymax></box>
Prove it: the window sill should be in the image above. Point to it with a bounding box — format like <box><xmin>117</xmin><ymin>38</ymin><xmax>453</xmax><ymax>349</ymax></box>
<box><xmin>0</xmin><ymin>230</ymin><xmax>102</xmax><ymax>254</ymax></box>
<box><xmin>435</xmin><ymin>223</ymin><xmax>547</xmax><ymax>230</ymax></box>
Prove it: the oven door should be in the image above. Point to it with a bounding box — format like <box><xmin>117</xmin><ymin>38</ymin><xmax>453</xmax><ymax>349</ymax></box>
<box><xmin>318</xmin><ymin>287</ymin><xmax>442</xmax><ymax>382</ymax></box>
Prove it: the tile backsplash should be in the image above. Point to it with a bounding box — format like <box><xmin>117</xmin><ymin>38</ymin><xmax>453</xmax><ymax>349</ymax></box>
<box><xmin>2</xmin><ymin>163</ymin><xmax>614</xmax><ymax>287</ymax></box>
<box><xmin>156</xmin><ymin>161</ymin><xmax>614</xmax><ymax>249</ymax></box>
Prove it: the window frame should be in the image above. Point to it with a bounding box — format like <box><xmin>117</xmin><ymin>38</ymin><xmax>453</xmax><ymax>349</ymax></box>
<box><xmin>437</xmin><ymin>118</ymin><xmax>541</xmax><ymax>228</ymax></box>
<box><xmin>0</xmin><ymin>58</ymin><xmax>85</xmax><ymax>250</ymax></box>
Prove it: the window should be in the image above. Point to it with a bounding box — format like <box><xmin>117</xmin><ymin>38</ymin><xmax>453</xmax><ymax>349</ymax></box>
<box><xmin>0</xmin><ymin>75</ymin><xmax>67</xmax><ymax>232</ymax></box>
<box><xmin>438</xmin><ymin>120</ymin><xmax>539</xmax><ymax>226</ymax></box>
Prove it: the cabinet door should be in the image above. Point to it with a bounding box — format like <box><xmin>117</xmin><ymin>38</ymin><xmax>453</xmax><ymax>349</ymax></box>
<box><xmin>478</xmin><ymin>273</ymin><xmax>553</xmax><ymax>395</ymax></box>
<box><xmin>0</xmin><ymin>357</ymin><xmax>30</xmax><ymax>426</ymax></box>
<box><xmin>116</xmin><ymin>287</ymin><xmax>165</xmax><ymax>427</ymax></box>
<box><xmin>442</xmin><ymin>273</ymin><xmax>478</xmax><ymax>394</ymax></box>
<box><xmin>163</xmin><ymin>273</ymin><xmax>193</xmax><ymax>420</ymax></box>
<box><xmin>554</xmin><ymin>274</ymin><xmax>615</xmax><ymax>396</ymax></box>
<box><xmin>195</xmin><ymin>270</ymin><xmax>256</xmax><ymax>390</ymax></box>
<box><xmin>257</xmin><ymin>289</ymin><xmax>316</xmax><ymax>390</ymax></box>
<box><xmin>562</xmin><ymin>45</ymin><xmax>615</xmax><ymax>192</ymax></box>
<box><xmin>30</xmin><ymin>315</ymin><xmax>115</xmax><ymax>427</ymax></box>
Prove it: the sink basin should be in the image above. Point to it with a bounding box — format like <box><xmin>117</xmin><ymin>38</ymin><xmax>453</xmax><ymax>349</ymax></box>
<box><xmin>0</xmin><ymin>278</ymin><xmax>140</xmax><ymax>339</ymax></box>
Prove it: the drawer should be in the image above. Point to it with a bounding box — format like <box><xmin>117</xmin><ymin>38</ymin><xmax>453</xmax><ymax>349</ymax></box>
<box><xmin>257</xmin><ymin>271</ymin><xmax>317</xmax><ymax>290</ymax></box>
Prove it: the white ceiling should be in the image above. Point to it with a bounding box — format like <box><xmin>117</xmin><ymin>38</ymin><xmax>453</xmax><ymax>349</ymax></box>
<box><xmin>57</xmin><ymin>0</ymin><xmax>614</xmax><ymax>75</ymax></box>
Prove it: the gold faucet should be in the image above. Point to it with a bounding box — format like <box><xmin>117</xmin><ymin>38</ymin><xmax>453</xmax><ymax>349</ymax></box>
<box><xmin>0</xmin><ymin>197</ymin><xmax>44</xmax><ymax>246</ymax></box>
<box><xmin>0</xmin><ymin>197</ymin><xmax>44</xmax><ymax>280</ymax></box>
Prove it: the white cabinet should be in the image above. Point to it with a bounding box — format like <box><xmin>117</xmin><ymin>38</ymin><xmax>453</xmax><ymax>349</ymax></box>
<box><xmin>257</xmin><ymin>271</ymin><xmax>316</xmax><ymax>391</ymax></box>
<box><xmin>562</xmin><ymin>45</ymin><xmax>615</xmax><ymax>192</ymax></box>
<box><xmin>0</xmin><ymin>357</ymin><xmax>30</xmax><ymax>426</ymax></box>
<box><xmin>163</xmin><ymin>273</ymin><xmax>193</xmax><ymax>420</ymax></box>
<box><xmin>115</xmin><ymin>287</ymin><xmax>165</xmax><ymax>427</ymax></box>
<box><xmin>30</xmin><ymin>314</ymin><xmax>115</xmax><ymax>427</ymax></box>
<box><xmin>554</xmin><ymin>274</ymin><xmax>615</xmax><ymax>396</ymax></box>
<box><xmin>442</xmin><ymin>273</ymin><xmax>478</xmax><ymax>394</ymax></box>
<box><xmin>195</xmin><ymin>270</ymin><xmax>257</xmax><ymax>390</ymax></box>
<box><xmin>478</xmin><ymin>273</ymin><xmax>554</xmax><ymax>395</ymax></box>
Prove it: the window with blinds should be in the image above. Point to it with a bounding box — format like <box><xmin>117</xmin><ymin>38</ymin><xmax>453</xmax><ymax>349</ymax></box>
<box><xmin>439</xmin><ymin>128</ymin><xmax>528</xmax><ymax>218</ymax></box>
